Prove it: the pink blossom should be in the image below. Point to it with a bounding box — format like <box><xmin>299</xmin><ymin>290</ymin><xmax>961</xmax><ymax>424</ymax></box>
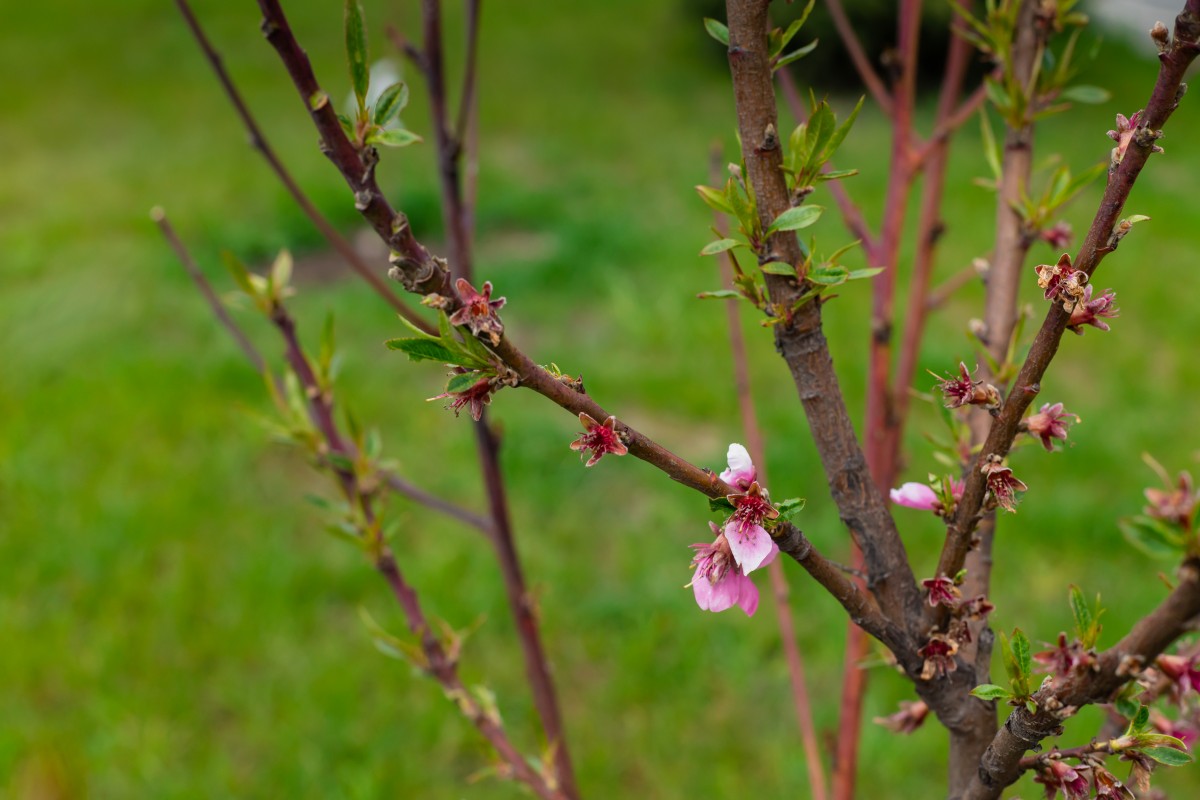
<box><xmin>891</xmin><ymin>482</ymin><xmax>939</xmax><ymax>510</ymax></box>
<box><xmin>569</xmin><ymin>412</ymin><xmax>629</xmax><ymax>467</ymax></box>
<box><xmin>933</xmin><ymin>362</ymin><xmax>999</xmax><ymax>409</ymax></box>
<box><xmin>719</xmin><ymin>443</ymin><xmax>757</xmax><ymax>491</ymax></box>
<box><xmin>724</xmin><ymin>482</ymin><xmax>779</xmax><ymax>574</ymax></box>
<box><xmin>1144</xmin><ymin>471</ymin><xmax>1199</xmax><ymax>528</ymax></box>
<box><xmin>1040</xmin><ymin>221</ymin><xmax>1073</xmax><ymax>250</ymax></box>
<box><xmin>1151</xmin><ymin>709</ymin><xmax>1199</xmax><ymax>749</ymax></box>
<box><xmin>688</xmin><ymin>524</ymin><xmax>775</xmax><ymax>616</ymax></box>
<box><xmin>1034</xmin><ymin>759</ymin><xmax>1090</xmax><ymax>800</ymax></box>
<box><xmin>448</xmin><ymin>278</ymin><xmax>506</xmax><ymax>345</ymax></box>
<box><xmin>428</xmin><ymin>374</ymin><xmax>495</xmax><ymax>421</ymax></box>
<box><xmin>922</xmin><ymin>576</ymin><xmax>961</xmax><ymax>608</ymax></box>
<box><xmin>1066</xmin><ymin>285</ymin><xmax>1119</xmax><ymax>334</ymax></box>
<box><xmin>1156</xmin><ymin>653</ymin><xmax>1200</xmax><ymax>695</ymax></box>
<box><xmin>1024</xmin><ymin>402</ymin><xmax>1079</xmax><ymax>452</ymax></box>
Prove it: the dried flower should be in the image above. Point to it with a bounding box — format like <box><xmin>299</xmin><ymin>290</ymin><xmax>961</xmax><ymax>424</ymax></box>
<box><xmin>1034</xmin><ymin>633</ymin><xmax>1095</xmax><ymax>680</ymax></box>
<box><xmin>448</xmin><ymin>278</ymin><xmax>507</xmax><ymax>345</ymax></box>
<box><xmin>688</xmin><ymin>524</ymin><xmax>773</xmax><ymax>616</ymax></box>
<box><xmin>719</xmin><ymin>443</ymin><xmax>757</xmax><ymax>491</ymax></box>
<box><xmin>428</xmin><ymin>374</ymin><xmax>495</xmax><ymax>421</ymax></box>
<box><xmin>1144</xmin><ymin>470</ymin><xmax>1199</xmax><ymax>528</ymax></box>
<box><xmin>918</xmin><ymin>634</ymin><xmax>959</xmax><ymax>680</ymax></box>
<box><xmin>569</xmin><ymin>412</ymin><xmax>629</xmax><ymax>467</ymax></box>
<box><xmin>874</xmin><ymin>700</ymin><xmax>930</xmax><ymax>734</ymax></box>
<box><xmin>1041</xmin><ymin>221</ymin><xmax>1073</xmax><ymax>250</ymax></box>
<box><xmin>922</xmin><ymin>576</ymin><xmax>961</xmax><ymax>608</ymax></box>
<box><xmin>1066</xmin><ymin>285</ymin><xmax>1119</xmax><ymax>335</ymax></box>
<box><xmin>1034</xmin><ymin>759</ymin><xmax>1090</xmax><ymax>800</ymax></box>
<box><xmin>981</xmin><ymin>457</ymin><xmax>1028</xmax><ymax>513</ymax></box>
<box><xmin>934</xmin><ymin>362</ymin><xmax>1000</xmax><ymax>409</ymax></box>
<box><xmin>724</xmin><ymin>482</ymin><xmax>779</xmax><ymax>574</ymax></box>
<box><xmin>1092</xmin><ymin>766</ymin><xmax>1135</xmax><ymax>800</ymax></box>
<box><xmin>1035</xmin><ymin>253</ymin><xmax>1088</xmax><ymax>308</ymax></box>
<box><xmin>1024</xmin><ymin>402</ymin><xmax>1079</xmax><ymax>452</ymax></box>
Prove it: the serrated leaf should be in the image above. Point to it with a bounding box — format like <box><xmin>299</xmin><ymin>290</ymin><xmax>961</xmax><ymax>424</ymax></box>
<box><xmin>372</xmin><ymin>81</ymin><xmax>409</xmax><ymax>126</ymax></box>
<box><xmin>825</xmin><ymin>95</ymin><xmax>864</xmax><ymax>156</ymax></box>
<box><xmin>697</xmin><ymin>289</ymin><xmax>743</xmax><ymax>300</ymax></box>
<box><xmin>1068</xmin><ymin>585</ymin><xmax>1094</xmax><ymax>645</ymax></box>
<box><xmin>775</xmin><ymin>498</ymin><xmax>806</xmax><ymax>519</ymax></box>
<box><xmin>1140</xmin><ymin>745</ymin><xmax>1194</xmax><ymax>766</ymax></box>
<box><xmin>766</xmin><ymin>205</ymin><xmax>823</xmax><ymax>235</ymax></box>
<box><xmin>703</xmin><ymin>18</ymin><xmax>729</xmax><ymax>46</ymax></box>
<box><xmin>1011</xmin><ymin>629</ymin><xmax>1032</xmax><ymax>683</ymax></box>
<box><xmin>1132</xmin><ymin>704</ymin><xmax>1151</xmax><ymax>733</ymax></box>
<box><xmin>700</xmin><ymin>238</ymin><xmax>740</xmax><ymax>256</ymax></box>
<box><xmin>344</xmin><ymin>0</ymin><xmax>370</xmax><ymax>108</ymax></box>
<box><xmin>1061</xmin><ymin>85</ymin><xmax>1110</xmax><ymax>104</ymax></box>
<box><xmin>385</xmin><ymin>337</ymin><xmax>458</xmax><ymax>363</ymax></box>
<box><xmin>368</xmin><ymin>127</ymin><xmax>423</xmax><ymax>148</ymax></box>
<box><xmin>970</xmin><ymin>684</ymin><xmax>1013</xmax><ymax>701</ymax></box>
<box><xmin>807</xmin><ymin>266</ymin><xmax>848</xmax><ymax>286</ymax></box>
<box><xmin>446</xmin><ymin>371</ymin><xmax>483</xmax><ymax>394</ymax></box>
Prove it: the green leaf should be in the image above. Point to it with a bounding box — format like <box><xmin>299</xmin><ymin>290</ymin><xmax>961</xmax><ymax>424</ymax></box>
<box><xmin>269</xmin><ymin>249</ymin><xmax>293</xmax><ymax>294</ymax></box>
<box><xmin>846</xmin><ymin>267</ymin><xmax>884</xmax><ymax>281</ymax></box>
<box><xmin>703</xmin><ymin>18</ymin><xmax>729</xmax><ymax>46</ymax></box>
<box><xmin>1011</xmin><ymin>629</ymin><xmax>1032</xmax><ymax>685</ymax></box>
<box><xmin>774</xmin><ymin>39</ymin><xmax>819</xmax><ymax>70</ymax></box>
<box><xmin>766</xmin><ymin>205</ymin><xmax>823</xmax><ymax>235</ymax></box>
<box><xmin>825</xmin><ymin>95</ymin><xmax>864</xmax><ymax>156</ymax></box>
<box><xmin>446</xmin><ymin>371</ymin><xmax>483</xmax><ymax>394</ymax></box>
<box><xmin>970</xmin><ymin>684</ymin><xmax>1013</xmax><ymax>702</ymax></box>
<box><xmin>1138</xmin><ymin>733</ymin><xmax>1190</xmax><ymax>749</ymax></box>
<box><xmin>344</xmin><ymin>0</ymin><xmax>370</xmax><ymax>109</ymax></box>
<box><xmin>696</xmin><ymin>184</ymin><xmax>734</xmax><ymax>214</ymax></box>
<box><xmin>696</xmin><ymin>289</ymin><xmax>743</xmax><ymax>300</ymax></box>
<box><xmin>700</xmin><ymin>238</ymin><xmax>740</xmax><ymax>256</ymax></box>
<box><xmin>778</xmin><ymin>0</ymin><xmax>815</xmax><ymax>51</ymax></box>
<box><xmin>1131</xmin><ymin>704</ymin><xmax>1152</xmax><ymax>733</ymax></box>
<box><xmin>775</xmin><ymin>498</ymin><xmax>806</xmax><ymax>519</ymax></box>
<box><xmin>816</xmin><ymin>168</ymin><xmax>859</xmax><ymax>182</ymax></box>
<box><xmin>1061</xmin><ymin>85</ymin><xmax>1111</xmax><ymax>104</ymax></box>
<box><xmin>372</xmin><ymin>81</ymin><xmax>409</xmax><ymax>126</ymax></box>
<box><xmin>368</xmin><ymin>127</ymin><xmax>423</xmax><ymax>148</ymax></box>
<box><xmin>1119</xmin><ymin>515</ymin><xmax>1188</xmax><ymax>558</ymax></box>
<box><xmin>708</xmin><ymin>496</ymin><xmax>735</xmax><ymax>513</ymax></box>
<box><xmin>221</xmin><ymin>251</ymin><xmax>257</xmax><ymax>299</ymax></box>
<box><xmin>385</xmin><ymin>337</ymin><xmax>457</xmax><ymax>363</ymax></box>
<box><xmin>761</xmin><ymin>262</ymin><xmax>796</xmax><ymax>276</ymax></box>
<box><xmin>1140</xmin><ymin>746</ymin><xmax>1194</xmax><ymax>766</ymax></box>
<box><xmin>807</xmin><ymin>265</ymin><xmax>848</xmax><ymax>286</ymax></box>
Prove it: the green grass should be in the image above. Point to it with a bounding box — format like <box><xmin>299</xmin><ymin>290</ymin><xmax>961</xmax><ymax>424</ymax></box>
<box><xmin>4</xmin><ymin>1</ymin><xmax>1200</xmax><ymax>797</ymax></box>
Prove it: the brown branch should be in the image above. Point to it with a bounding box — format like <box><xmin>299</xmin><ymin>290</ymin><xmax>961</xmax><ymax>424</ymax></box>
<box><xmin>822</xmin><ymin>0</ymin><xmax>894</xmax><ymax>116</ymax></box>
<box><xmin>711</xmin><ymin>152</ymin><xmax>828</xmax><ymax>800</ymax></box>
<box><xmin>173</xmin><ymin>0</ymin><xmax>434</xmax><ymax>336</ymax></box>
<box><xmin>965</xmin><ymin>559</ymin><xmax>1200</xmax><ymax>799</ymax></box>
<box><xmin>724</xmin><ymin>0</ymin><xmax>923</xmax><ymax>646</ymax></box>
<box><xmin>936</xmin><ymin>0</ymin><xmax>1200</xmax><ymax>588</ymax></box>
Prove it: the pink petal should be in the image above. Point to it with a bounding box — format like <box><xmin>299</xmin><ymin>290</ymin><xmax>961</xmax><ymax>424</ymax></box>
<box><xmin>693</xmin><ymin>571</ymin><xmax>738</xmax><ymax>613</ymax></box>
<box><xmin>719</xmin><ymin>443</ymin><xmax>756</xmax><ymax>489</ymax></box>
<box><xmin>890</xmin><ymin>482</ymin><xmax>938</xmax><ymax>510</ymax></box>
<box><xmin>733</xmin><ymin>573</ymin><xmax>760</xmax><ymax>616</ymax></box>
<box><xmin>724</xmin><ymin>520</ymin><xmax>774</xmax><ymax>574</ymax></box>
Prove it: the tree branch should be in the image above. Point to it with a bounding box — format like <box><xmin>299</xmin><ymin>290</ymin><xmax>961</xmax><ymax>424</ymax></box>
<box><xmin>823</xmin><ymin>0</ymin><xmax>894</xmax><ymax>116</ymax></box>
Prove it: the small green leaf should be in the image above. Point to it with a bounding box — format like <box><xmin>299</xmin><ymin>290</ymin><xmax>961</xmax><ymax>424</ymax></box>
<box><xmin>761</xmin><ymin>262</ymin><xmax>797</xmax><ymax>276</ymax></box>
<box><xmin>372</xmin><ymin>81</ymin><xmax>409</xmax><ymax>126</ymax></box>
<box><xmin>1140</xmin><ymin>746</ymin><xmax>1194</xmax><ymax>766</ymax></box>
<box><xmin>766</xmin><ymin>205</ymin><xmax>824</xmax><ymax>235</ymax></box>
<box><xmin>446</xmin><ymin>371</ymin><xmax>484</xmax><ymax>394</ymax></box>
<box><xmin>1138</xmin><ymin>733</ymin><xmax>1189</xmax><ymax>749</ymax></box>
<box><xmin>1132</xmin><ymin>704</ymin><xmax>1152</xmax><ymax>733</ymax></box>
<box><xmin>970</xmin><ymin>684</ymin><xmax>1013</xmax><ymax>701</ymax></box>
<box><xmin>1011</xmin><ymin>629</ymin><xmax>1033</xmax><ymax>685</ymax></box>
<box><xmin>696</xmin><ymin>184</ymin><xmax>734</xmax><ymax>214</ymax></box>
<box><xmin>344</xmin><ymin>0</ymin><xmax>370</xmax><ymax>109</ymax></box>
<box><xmin>816</xmin><ymin>168</ymin><xmax>859</xmax><ymax>182</ymax></box>
<box><xmin>700</xmin><ymin>238</ymin><xmax>740</xmax><ymax>256</ymax></box>
<box><xmin>697</xmin><ymin>289</ymin><xmax>743</xmax><ymax>300</ymax></box>
<box><xmin>1061</xmin><ymin>85</ymin><xmax>1111</xmax><ymax>104</ymax></box>
<box><xmin>385</xmin><ymin>337</ymin><xmax>457</xmax><ymax>363</ymax></box>
<box><xmin>807</xmin><ymin>265</ymin><xmax>848</xmax><ymax>286</ymax></box>
<box><xmin>703</xmin><ymin>18</ymin><xmax>729</xmax><ymax>46</ymax></box>
<box><xmin>368</xmin><ymin>128</ymin><xmax>423</xmax><ymax>148</ymax></box>
<box><xmin>221</xmin><ymin>251</ymin><xmax>257</xmax><ymax>299</ymax></box>
<box><xmin>846</xmin><ymin>267</ymin><xmax>884</xmax><ymax>281</ymax></box>
<box><xmin>775</xmin><ymin>498</ymin><xmax>806</xmax><ymax>519</ymax></box>
<box><xmin>269</xmin><ymin>249</ymin><xmax>293</xmax><ymax>294</ymax></box>
<box><xmin>708</xmin><ymin>496</ymin><xmax>735</xmax><ymax>513</ymax></box>
<box><xmin>774</xmin><ymin>39</ymin><xmax>819</xmax><ymax>70</ymax></box>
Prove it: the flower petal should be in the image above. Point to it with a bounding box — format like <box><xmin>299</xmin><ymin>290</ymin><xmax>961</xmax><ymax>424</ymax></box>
<box><xmin>720</xmin><ymin>443</ymin><xmax>757</xmax><ymax>489</ymax></box>
<box><xmin>734</xmin><ymin>573</ymin><xmax>760</xmax><ymax>616</ymax></box>
<box><xmin>724</xmin><ymin>520</ymin><xmax>774</xmax><ymax>574</ymax></box>
<box><xmin>890</xmin><ymin>482</ymin><xmax>939</xmax><ymax>510</ymax></box>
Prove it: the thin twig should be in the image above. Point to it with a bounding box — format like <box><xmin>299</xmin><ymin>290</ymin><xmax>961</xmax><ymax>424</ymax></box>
<box><xmin>173</xmin><ymin>0</ymin><xmax>434</xmax><ymax>336</ymax></box>
<box><xmin>823</xmin><ymin>0</ymin><xmax>894</xmax><ymax>116</ymax></box>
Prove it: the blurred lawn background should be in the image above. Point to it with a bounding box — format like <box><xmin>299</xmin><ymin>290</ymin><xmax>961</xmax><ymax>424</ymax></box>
<box><xmin>4</xmin><ymin>0</ymin><xmax>1199</xmax><ymax>797</ymax></box>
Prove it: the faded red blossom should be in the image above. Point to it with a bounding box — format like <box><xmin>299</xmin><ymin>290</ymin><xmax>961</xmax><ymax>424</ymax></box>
<box><xmin>1034</xmin><ymin>633</ymin><xmax>1095</xmax><ymax>680</ymax></box>
<box><xmin>1066</xmin><ymin>285</ymin><xmax>1119</xmax><ymax>334</ymax></box>
<box><xmin>873</xmin><ymin>700</ymin><xmax>930</xmax><ymax>734</ymax></box>
<box><xmin>1156</xmin><ymin>653</ymin><xmax>1200</xmax><ymax>696</ymax></box>
<box><xmin>569</xmin><ymin>412</ymin><xmax>628</xmax><ymax>467</ymax></box>
<box><xmin>918</xmin><ymin>634</ymin><xmax>959</xmax><ymax>680</ymax></box>
<box><xmin>724</xmin><ymin>482</ymin><xmax>780</xmax><ymax>574</ymax></box>
<box><xmin>934</xmin><ymin>362</ymin><xmax>1000</xmax><ymax>409</ymax></box>
<box><xmin>981</xmin><ymin>458</ymin><xmax>1028</xmax><ymax>513</ymax></box>
<box><xmin>922</xmin><ymin>576</ymin><xmax>961</xmax><ymax>608</ymax></box>
<box><xmin>1024</xmin><ymin>402</ymin><xmax>1079</xmax><ymax>452</ymax></box>
<box><xmin>1092</xmin><ymin>766</ymin><xmax>1135</xmax><ymax>800</ymax></box>
<box><xmin>958</xmin><ymin>595</ymin><xmax>995</xmax><ymax>620</ymax></box>
<box><xmin>428</xmin><ymin>374</ymin><xmax>495</xmax><ymax>421</ymax></box>
<box><xmin>1144</xmin><ymin>471</ymin><xmax>1199</xmax><ymax>528</ymax></box>
<box><xmin>448</xmin><ymin>278</ymin><xmax>507</xmax><ymax>345</ymax></box>
<box><xmin>1035</xmin><ymin>253</ymin><xmax>1088</xmax><ymax>308</ymax></box>
<box><xmin>1033</xmin><ymin>759</ymin><xmax>1090</xmax><ymax>800</ymax></box>
<box><xmin>1041</xmin><ymin>221</ymin><xmax>1073</xmax><ymax>250</ymax></box>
